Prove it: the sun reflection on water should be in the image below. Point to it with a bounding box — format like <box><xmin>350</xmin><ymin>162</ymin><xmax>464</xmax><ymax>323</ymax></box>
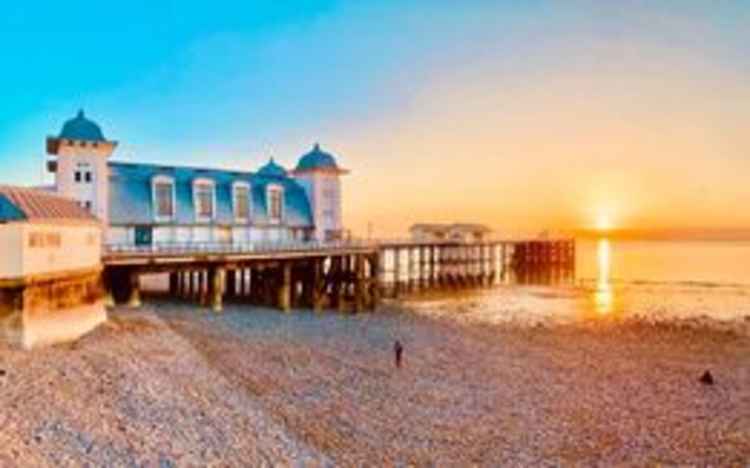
<box><xmin>594</xmin><ymin>238</ymin><xmax>613</xmax><ymax>315</ymax></box>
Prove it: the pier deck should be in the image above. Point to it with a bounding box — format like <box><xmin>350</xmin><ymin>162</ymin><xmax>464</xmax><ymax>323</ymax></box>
<box><xmin>102</xmin><ymin>238</ymin><xmax>575</xmax><ymax>313</ymax></box>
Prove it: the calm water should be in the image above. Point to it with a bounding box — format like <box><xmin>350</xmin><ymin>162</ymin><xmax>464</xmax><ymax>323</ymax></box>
<box><xmin>408</xmin><ymin>239</ymin><xmax>750</xmax><ymax>327</ymax></box>
<box><xmin>577</xmin><ymin>239</ymin><xmax>750</xmax><ymax>286</ymax></box>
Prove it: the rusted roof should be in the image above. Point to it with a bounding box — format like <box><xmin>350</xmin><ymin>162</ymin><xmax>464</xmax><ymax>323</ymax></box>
<box><xmin>0</xmin><ymin>186</ymin><xmax>99</xmax><ymax>224</ymax></box>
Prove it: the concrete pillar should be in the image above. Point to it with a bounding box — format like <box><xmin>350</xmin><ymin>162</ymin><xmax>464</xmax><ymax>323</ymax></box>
<box><xmin>417</xmin><ymin>247</ymin><xmax>424</xmax><ymax>290</ymax></box>
<box><xmin>102</xmin><ymin>270</ymin><xmax>115</xmax><ymax>308</ymax></box>
<box><xmin>354</xmin><ymin>255</ymin><xmax>366</xmax><ymax>313</ymax></box>
<box><xmin>489</xmin><ymin>244</ymin><xmax>497</xmax><ymax>286</ymax></box>
<box><xmin>393</xmin><ymin>248</ymin><xmax>401</xmax><ymax>298</ymax></box>
<box><xmin>127</xmin><ymin>270</ymin><xmax>141</xmax><ymax>308</ymax></box>
<box><xmin>277</xmin><ymin>262</ymin><xmax>292</xmax><ymax>312</ymax></box>
<box><xmin>241</xmin><ymin>268</ymin><xmax>249</xmax><ymax>297</ymax></box>
<box><xmin>208</xmin><ymin>267</ymin><xmax>225</xmax><ymax>312</ymax></box>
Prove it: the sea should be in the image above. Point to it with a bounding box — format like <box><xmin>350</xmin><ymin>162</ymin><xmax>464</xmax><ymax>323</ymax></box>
<box><xmin>406</xmin><ymin>239</ymin><xmax>750</xmax><ymax>328</ymax></box>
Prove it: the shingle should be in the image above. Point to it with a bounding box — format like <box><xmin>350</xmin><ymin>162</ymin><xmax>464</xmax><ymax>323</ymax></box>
<box><xmin>0</xmin><ymin>186</ymin><xmax>98</xmax><ymax>224</ymax></box>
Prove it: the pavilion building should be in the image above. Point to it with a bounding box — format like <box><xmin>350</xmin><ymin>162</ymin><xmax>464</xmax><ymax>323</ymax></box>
<box><xmin>46</xmin><ymin>110</ymin><xmax>348</xmax><ymax>247</ymax></box>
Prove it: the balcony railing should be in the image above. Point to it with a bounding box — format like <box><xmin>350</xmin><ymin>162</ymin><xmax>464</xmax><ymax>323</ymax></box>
<box><xmin>103</xmin><ymin>239</ymin><xmax>377</xmax><ymax>256</ymax></box>
<box><xmin>103</xmin><ymin>237</ymin><xmax>575</xmax><ymax>257</ymax></box>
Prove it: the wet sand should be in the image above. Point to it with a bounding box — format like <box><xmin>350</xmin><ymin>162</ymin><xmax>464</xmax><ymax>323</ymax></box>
<box><xmin>1</xmin><ymin>298</ymin><xmax>749</xmax><ymax>466</ymax></box>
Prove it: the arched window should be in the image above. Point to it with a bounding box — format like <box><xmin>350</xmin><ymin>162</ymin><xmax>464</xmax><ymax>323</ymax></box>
<box><xmin>266</xmin><ymin>184</ymin><xmax>284</xmax><ymax>224</ymax></box>
<box><xmin>193</xmin><ymin>178</ymin><xmax>215</xmax><ymax>222</ymax></box>
<box><xmin>233</xmin><ymin>181</ymin><xmax>251</xmax><ymax>223</ymax></box>
<box><xmin>152</xmin><ymin>175</ymin><xmax>175</xmax><ymax>221</ymax></box>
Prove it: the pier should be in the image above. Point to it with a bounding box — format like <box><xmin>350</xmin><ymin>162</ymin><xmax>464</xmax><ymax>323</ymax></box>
<box><xmin>378</xmin><ymin>238</ymin><xmax>575</xmax><ymax>296</ymax></box>
<box><xmin>102</xmin><ymin>238</ymin><xmax>575</xmax><ymax>312</ymax></box>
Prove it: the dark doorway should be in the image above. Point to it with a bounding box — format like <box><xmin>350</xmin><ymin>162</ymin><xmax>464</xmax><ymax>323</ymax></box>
<box><xmin>135</xmin><ymin>226</ymin><xmax>153</xmax><ymax>246</ymax></box>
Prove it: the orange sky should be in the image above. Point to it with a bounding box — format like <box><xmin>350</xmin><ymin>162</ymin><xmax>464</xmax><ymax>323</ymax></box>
<box><xmin>2</xmin><ymin>2</ymin><xmax>748</xmax><ymax>239</ymax></box>
<box><xmin>334</xmin><ymin>6</ymin><xmax>750</xmax><ymax>237</ymax></box>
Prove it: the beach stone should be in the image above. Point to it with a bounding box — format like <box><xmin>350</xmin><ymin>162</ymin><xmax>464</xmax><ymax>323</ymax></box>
<box><xmin>0</xmin><ymin>369</ymin><xmax>6</xmax><ymax>377</ymax></box>
<box><xmin>699</xmin><ymin>370</ymin><xmax>714</xmax><ymax>385</ymax></box>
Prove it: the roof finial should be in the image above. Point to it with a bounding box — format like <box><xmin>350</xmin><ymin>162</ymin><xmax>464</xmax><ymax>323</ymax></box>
<box><xmin>314</xmin><ymin>142</ymin><xmax>320</xmax><ymax>151</ymax></box>
<box><xmin>77</xmin><ymin>109</ymin><xmax>85</xmax><ymax>118</ymax></box>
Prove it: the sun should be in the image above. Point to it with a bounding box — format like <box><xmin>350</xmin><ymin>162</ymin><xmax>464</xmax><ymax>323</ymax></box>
<box><xmin>595</xmin><ymin>214</ymin><xmax>613</xmax><ymax>231</ymax></box>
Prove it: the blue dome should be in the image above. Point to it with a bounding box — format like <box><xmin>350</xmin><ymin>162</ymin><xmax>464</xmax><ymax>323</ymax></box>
<box><xmin>59</xmin><ymin>110</ymin><xmax>106</xmax><ymax>142</ymax></box>
<box><xmin>296</xmin><ymin>143</ymin><xmax>339</xmax><ymax>171</ymax></box>
<box><xmin>257</xmin><ymin>158</ymin><xmax>287</xmax><ymax>178</ymax></box>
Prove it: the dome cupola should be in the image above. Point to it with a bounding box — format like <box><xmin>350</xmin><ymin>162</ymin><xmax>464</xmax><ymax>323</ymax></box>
<box><xmin>295</xmin><ymin>143</ymin><xmax>340</xmax><ymax>171</ymax></box>
<box><xmin>257</xmin><ymin>157</ymin><xmax>287</xmax><ymax>178</ymax></box>
<box><xmin>59</xmin><ymin>109</ymin><xmax>106</xmax><ymax>142</ymax></box>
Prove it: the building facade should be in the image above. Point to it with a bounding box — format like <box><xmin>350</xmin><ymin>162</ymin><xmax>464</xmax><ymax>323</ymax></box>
<box><xmin>46</xmin><ymin>111</ymin><xmax>347</xmax><ymax>246</ymax></box>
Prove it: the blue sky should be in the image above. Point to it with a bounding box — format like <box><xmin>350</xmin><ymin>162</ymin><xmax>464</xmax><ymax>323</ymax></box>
<box><xmin>1</xmin><ymin>1</ymin><xmax>748</xmax><ymax>234</ymax></box>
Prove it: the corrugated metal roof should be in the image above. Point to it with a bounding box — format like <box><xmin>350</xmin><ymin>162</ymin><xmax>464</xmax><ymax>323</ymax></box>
<box><xmin>108</xmin><ymin>161</ymin><xmax>313</xmax><ymax>227</ymax></box>
<box><xmin>0</xmin><ymin>186</ymin><xmax>99</xmax><ymax>224</ymax></box>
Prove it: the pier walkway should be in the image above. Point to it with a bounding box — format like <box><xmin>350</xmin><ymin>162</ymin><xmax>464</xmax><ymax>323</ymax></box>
<box><xmin>102</xmin><ymin>238</ymin><xmax>575</xmax><ymax>313</ymax></box>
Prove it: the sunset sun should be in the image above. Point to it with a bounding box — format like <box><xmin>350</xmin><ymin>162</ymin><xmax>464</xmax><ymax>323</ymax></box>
<box><xmin>595</xmin><ymin>214</ymin><xmax>614</xmax><ymax>232</ymax></box>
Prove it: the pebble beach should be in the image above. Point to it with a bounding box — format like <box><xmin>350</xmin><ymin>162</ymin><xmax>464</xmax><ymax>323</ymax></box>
<box><xmin>1</xmin><ymin>291</ymin><xmax>749</xmax><ymax>466</ymax></box>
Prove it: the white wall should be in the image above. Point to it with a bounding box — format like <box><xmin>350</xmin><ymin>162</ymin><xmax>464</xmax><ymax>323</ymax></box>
<box><xmin>21</xmin><ymin>223</ymin><xmax>101</xmax><ymax>277</ymax></box>
<box><xmin>104</xmin><ymin>224</ymin><xmax>303</xmax><ymax>247</ymax></box>
<box><xmin>294</xmin><ymin>171</ymin><xmax>342</xmax><ymax>241</ymax></box>
<box><xmin>106</xmin><ymin>226</ymin><xmax>131</xmax><ymax>245</ymax></box>
<box><xmin>54</xmin><ymin>140</ymin><xmax>115</xmax><ymax>224</ymax></box>
<box><xmin>0</xmin><ymin>224</ymin><xmax>24</xmax><ymax>278</ymax></box>
<box><xmin>0</xmin><ymin>222</ymin><xmax>101</xmax><ymax>279</ymax></box>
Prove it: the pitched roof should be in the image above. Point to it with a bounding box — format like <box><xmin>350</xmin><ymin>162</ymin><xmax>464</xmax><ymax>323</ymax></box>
<box><xmin>410</xmin><ymin>223</ymin><xmax>492</xmax><ymax>234</ymax></box>
<box><xmin>108</xmin><ymin>161</ymin><xmax>313</xmax><ymax>227</ymax></box>
<box><xmin>0</xmin><ymin>186</ymin><xmax>98</xmax><ymax>224</ymax></box>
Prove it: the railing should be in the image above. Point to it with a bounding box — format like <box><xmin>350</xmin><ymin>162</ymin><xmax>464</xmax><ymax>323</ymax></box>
<box><xmin>103</xmin><ymin>237</ymin><xmax>576</xmax><ymax>257</ymax></box>
<box><xmin>103</xmin><ymin>239</ymin><xmax>377</xmax><ymax>256</ymax></box>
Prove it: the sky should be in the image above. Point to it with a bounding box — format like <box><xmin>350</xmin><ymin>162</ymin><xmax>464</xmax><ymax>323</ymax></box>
<box><xmin>0</xmin><ymin>1</ymin><xmax>748</xmax><ymax>237</ymax></box>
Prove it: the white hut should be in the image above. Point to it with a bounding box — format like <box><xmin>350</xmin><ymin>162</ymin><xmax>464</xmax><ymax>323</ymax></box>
<box><xmin>0</xmin><ymin>186</ymin><xmax>105</xmax><ymax>349</ymax></box>
<box><xmin>409</xmin><ymin>223</ymin><xmax>493</xmax><ymax>243</ymax></box>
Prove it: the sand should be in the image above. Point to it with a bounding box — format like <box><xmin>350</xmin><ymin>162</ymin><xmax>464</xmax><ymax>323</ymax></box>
<box><xmin>1</xmin><ymin>297</ymin><xmax>748</xmax><ymax>466</ymax></box>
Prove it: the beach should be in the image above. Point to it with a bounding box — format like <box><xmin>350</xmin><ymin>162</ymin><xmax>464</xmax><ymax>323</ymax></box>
<box><xmin>1</xmin><ymin>293</ymin><xmax>748</xmax><ymax>466</ymax></box>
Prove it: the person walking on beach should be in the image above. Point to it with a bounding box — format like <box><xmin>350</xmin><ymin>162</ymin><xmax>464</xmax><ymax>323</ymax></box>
<box><xmin>394</xmin><ymin>340</ymin><xmax>403</xmax><ymax>368</ymax></box>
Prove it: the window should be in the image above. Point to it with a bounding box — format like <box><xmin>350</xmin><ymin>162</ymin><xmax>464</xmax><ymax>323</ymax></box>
<box><xmin>193</xmin><ymin>179</ymin><xmax>215</xmax><ymax>221</ymax></box>
<box><xmin>267</xmin><ymin>186</ymin><xmax>284</xmax><ymax>223</ymax></box>
<box><xmin>152</xmin><ymin>176</ymin><xmax>175</xmax><ymax>220</ymax></box>
<box><xmin>233</xmin><ymin>182</ymin><xmax>250</xmax><ymax>222</ymax></box>
<box><xmin>28</xmin><ymin>232</ymin><xmax>61</xmax><ymax>248</ymax></box>
<box><xmin>84</xmin><ymin>200</ymin><xmax>92</xmax><ymax>211</ymax></box>
<box><xmin>75</xmin><ymin>171</ymin><xmax>82</xmax><ymax>183</ymax></box>
<box><xmin>85</xmin><ymin>172</ymin><xmax>92</xmax><ymax>183</ymax></box>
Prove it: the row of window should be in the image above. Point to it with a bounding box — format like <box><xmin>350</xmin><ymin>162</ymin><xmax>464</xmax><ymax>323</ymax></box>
<box><xmin>66</xmin><ymin>139</ymin><xmax>100</xmax><ymax>148</ymax></box>
<box><xmin>28</xmin><ymin>232</ymin><xmax>62</xmax><ymax>248</ymax></box>
<box><xmin>152</xmin><ymin>177</ymin><xmax>284</xmax><ymax>223</ymax></box>
<box><xmin>28</xmin><ymin>231</ymin><xmax>97</xmax><ymax>248</ymax></box>
<box><xmin>75</xmin><ymin>171</ymin><xmax>93</xmax><ymax>183</ymax></box>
